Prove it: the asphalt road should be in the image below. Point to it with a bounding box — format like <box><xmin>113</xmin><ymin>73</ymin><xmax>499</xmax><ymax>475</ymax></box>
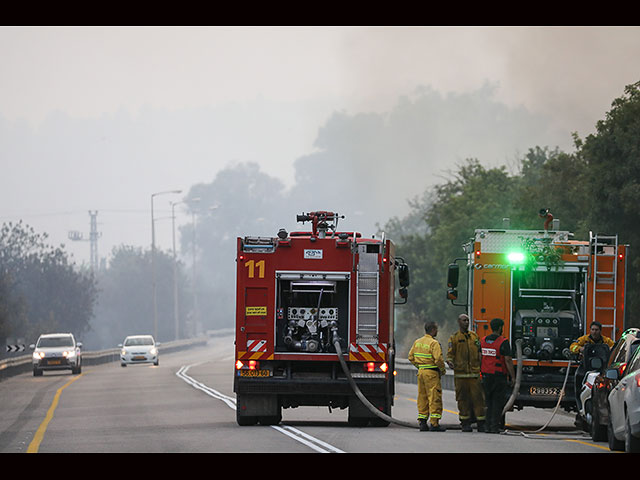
<box><xmin>0</xmin><ymin>334</ymin><xmax>616</xmax><ymax>453</ymax></box>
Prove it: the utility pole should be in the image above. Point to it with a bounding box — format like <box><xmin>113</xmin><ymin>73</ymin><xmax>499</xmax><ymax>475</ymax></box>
<box><xmin>89</xmin><ymin>210</ymin><xmax>99</xmax><ymax>271</ymax></box>
<box><xmin>68</xmin><ymin>210</ymin><xmax>102</xmax><ymax>271</ymax></box>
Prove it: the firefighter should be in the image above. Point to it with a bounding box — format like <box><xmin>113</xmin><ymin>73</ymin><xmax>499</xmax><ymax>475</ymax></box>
<box><xmin>570</xmin><ymin>321</ymin><xmax>615</xmax><ymax>418</ymax></box>
<box><xmin>480</xmin><ymin>318</ymin><xmax>515</xmax><ymax>434</ymax></box>
<box><xmin>447</xmin><ymin>313</ymin><xmax>486</xmax><ymax>432</ymax></box>
<box><xmin>569</xmin><ymin>321</ymin><xmax>615</xmax><ymax>356</ymax></box>
<box><xmin>408</xmin><ymin>321</ymin><xmax>447</xmax><ymax>432</ymax></box>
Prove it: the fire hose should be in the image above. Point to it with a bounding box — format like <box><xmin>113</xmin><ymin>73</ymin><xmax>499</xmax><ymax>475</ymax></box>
<box><xmin>503</xmin><ymin>339</ymin><xmax>587</xmax><ymax>439</ymax></box>
<box><xmin>333</xmin><ymin>330</ymin><xmax>582</xmax><ymax>436</ymax></box>
<box><xmin>332</xmin><ymin>328</ymin><xmax>420</xmax><ymax>429</ymax></box>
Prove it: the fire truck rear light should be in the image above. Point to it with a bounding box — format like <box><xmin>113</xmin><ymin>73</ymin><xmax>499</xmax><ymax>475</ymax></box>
<box><xmin>364</xmin><ymin>362</ymin><xmax>388</xmax><ymax>373</ymax></box>
<box><xmin>249</xmin><ymin>360</ymin><xmax>258</xmax><ymax>370</ymax></box>
<box><xmin>235</xmin><ymin>360</ymin><xmax>244</xmax><ymax>370</ymax></box>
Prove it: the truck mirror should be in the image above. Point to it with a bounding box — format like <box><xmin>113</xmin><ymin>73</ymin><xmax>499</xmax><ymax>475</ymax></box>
<box><xmin>399</xmin><ymin>287</ymin><xmax>408</xmax><ymax>299</ymax></box>
<box><xmin>447</xmin><ymin>263</ymin><xmax>459</xmax><ymax>288</ymax></box>
<box><xmin>398</xmin><ymin>263</ymin><xmax>410</xmax><ymax>287</ymax></box>
<box><xmin>447</xmin><ymin>288</ymin><xmax>458</xmax><ymax>301</ymax></box>
<box><xmin>605</xmin><ymin>368</ymin><xmax>619</xmax><ymax>380</ymax></box>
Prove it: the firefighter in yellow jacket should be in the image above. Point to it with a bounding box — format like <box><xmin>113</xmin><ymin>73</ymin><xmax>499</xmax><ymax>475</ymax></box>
<box><xmin>408</xmin><ymin>321</ymin><xmax>447</xmax><ymax>432</ymax></box>
<box><xmin>446</xmin><ymin>314</ymin><xmax>486</xmax><ymax>432</ymax></box>
<box><xmin>570</xmin><ymin>321</ymin><xmax>615</xmax><ymax>356</ymax></box>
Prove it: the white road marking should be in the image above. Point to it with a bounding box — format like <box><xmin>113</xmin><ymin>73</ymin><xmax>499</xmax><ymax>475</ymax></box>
<box><xmin>176</xmin><ymin>364</ymin><xmax>345</xmax><ymax>453</ymax></box>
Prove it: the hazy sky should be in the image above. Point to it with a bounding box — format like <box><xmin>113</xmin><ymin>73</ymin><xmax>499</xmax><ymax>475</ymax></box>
<box><xmin>1</xmin><ymin>26</ymin><xmax>639</xmax><ymax>265</ymax></box>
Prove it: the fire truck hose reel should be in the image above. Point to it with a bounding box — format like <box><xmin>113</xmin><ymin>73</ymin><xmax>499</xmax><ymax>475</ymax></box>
<box><xmin>331</xmin><ymin>327</ymin><xmax>419</xmax><ymax>429</ymax></box>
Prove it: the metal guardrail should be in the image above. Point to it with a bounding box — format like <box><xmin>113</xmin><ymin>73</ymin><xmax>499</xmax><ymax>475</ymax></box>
<box><xmin>395</xmin><ymin>358</ymin><xmax>455</xmax><ymax>391</ymax></box>
<box><xmin>2</xmin><ymin>329</ymin><xmax>454</xmax><ymax>390</ymax></box>
<box><xmin>0</xmin><ymin>336</ymin><xmax>211</xmax><ymax>382</ymax></box>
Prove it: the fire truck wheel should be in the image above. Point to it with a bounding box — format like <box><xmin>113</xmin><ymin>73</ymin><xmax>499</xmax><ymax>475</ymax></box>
<box><xmin>259</xmin><ymin>413</ymin><xmax>282</xmax><ymax>426</ymax></box>
<box><xmin>236</xmin><ymin>412</ymin><xmax>258</xmax><ymax>426</ymax></box>
<box><xmin>347</xmin><ymin>416</ymin><xmax>370</xmax><ymax>427</ymax></box>
<box><xmin>370</xmin><ymin>417</ymin><xmax>390</xmax><ymax>427</ymax></box>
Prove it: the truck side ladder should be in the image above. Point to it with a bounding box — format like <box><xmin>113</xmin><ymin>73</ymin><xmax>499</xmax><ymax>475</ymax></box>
<box><xmin>356</xmin><ymin>244</ymin><xmax>379</xmax><ymax>344</ymax></box>
<box><xmin>590</xmin><ymin>232</ymin><xmax>619</xmax><ymax>338</ymax></box>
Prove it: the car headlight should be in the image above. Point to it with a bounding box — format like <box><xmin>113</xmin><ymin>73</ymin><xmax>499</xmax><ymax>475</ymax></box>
<box><xmin>121</xmin><ymin>349</ymin><xmax>127</xmax><ymax>356</ymax></box>
<box><xmin>149</xmin><ymin>347</ymin><xmax>158</xmax><ymax>355</ymax></box>
<box><xmin>33</xmin><ymin>351</ymin><xmax>45</xmax><ymax>359</ymax></box>
<box><xmin>63</xmin><ymin>350</ymin><xmax>76</xmax><ymax>358</ymax></box>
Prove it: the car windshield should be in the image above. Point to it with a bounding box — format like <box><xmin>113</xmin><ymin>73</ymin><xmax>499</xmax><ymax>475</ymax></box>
<box><xmin>124</xmin><ymin>337</ymin><xmax>154</xmax><ymax>346</ymax></box>
<box><xmin>37</xmin><ymin>336</ymin><xmax>74</xmax><ymax>348</ymax></box>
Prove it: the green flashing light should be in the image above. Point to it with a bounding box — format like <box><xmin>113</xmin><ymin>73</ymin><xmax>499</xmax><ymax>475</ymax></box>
<box><xmin>507</xmin><ymin>251</ymin><xmax>526</xmax><ymax>264</ymax></box>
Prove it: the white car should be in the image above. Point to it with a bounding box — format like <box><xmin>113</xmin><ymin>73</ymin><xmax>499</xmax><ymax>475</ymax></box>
<box><xmin>606</xmin><ymin>340</ymin><xmax>640</xmax><ymax>452</ymax></box>
<box><xmin>31</xmin><ymin>333</ymin><xmax>82</xmax><ymax>376</ymax></box>
<box><xmin>119</xmin><ymin>335</ymin><xmax>160</xmax><ymax>367</ymax></box>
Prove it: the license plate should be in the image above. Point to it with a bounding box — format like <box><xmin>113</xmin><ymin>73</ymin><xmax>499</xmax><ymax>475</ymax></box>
<box><xmin>529</xmin><ymin>386</ymin><xmax>561</xmax><ymax>396</ymax></box>
<box><xmin>239</xmin><ymin>369</ymin><xmax>270</xmax><ymax>377</ymax></box>
<box><xmin>133</xmin><ymin>356</ymin><xmax>146</xmax><ymax>360</ymax></box>
<box><xmin>48</xmin><ymin>360</ymin><xmax>61</xmax><ymax>365</ymax></box>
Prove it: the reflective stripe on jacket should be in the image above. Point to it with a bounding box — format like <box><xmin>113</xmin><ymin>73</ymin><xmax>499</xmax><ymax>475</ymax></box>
<box><xmin>408</xmin><ymin>334</ymin><xmax>446</xmax><ymax>376</ymax></box>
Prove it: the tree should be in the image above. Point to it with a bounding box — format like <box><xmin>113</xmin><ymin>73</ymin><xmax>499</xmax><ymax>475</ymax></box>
<box><xmin>383</xmin><ymin>159</ymin><xmax>520</xmax><ymax>353</ymax></box>
<box><xmin>85</xmin><ymin>245</ymin><xmax>190</xmax><ymax>350</ymax></box>
<box><xmin>180</xmin><ymin>162</ymin><xmax>290</xmax><ymax>332</ymax></box>
<box><xmin>579</xmin><ymin>81</ymin><xmax>640</xmax><ymax>327</ymax></box>
<box><xmin>0</xmin><ymin>221</ymin><xmax>97</xmax><ymax>343</ymax></box>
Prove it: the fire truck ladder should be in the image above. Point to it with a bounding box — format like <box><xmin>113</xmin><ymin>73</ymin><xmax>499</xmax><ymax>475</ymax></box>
<box><xmin>590</xmin><ymin>232</ymin><xmax>619</xmax><ymax>335</ymax></box>
<box><xmin>356</xmin><ymin>244</ymin><xmax>379</xmax><ymax>344</ymax></box>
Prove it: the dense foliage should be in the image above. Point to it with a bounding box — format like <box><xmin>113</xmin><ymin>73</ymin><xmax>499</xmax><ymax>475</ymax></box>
<box><xmin>385</xmin><ymin>81</ymin><xmax>640</xmax><ymax>354</ymax></box>
<box><xmin>0</xmin><ymin>221</ymin><xmax>97</xmax><ymax>344</ymax></box>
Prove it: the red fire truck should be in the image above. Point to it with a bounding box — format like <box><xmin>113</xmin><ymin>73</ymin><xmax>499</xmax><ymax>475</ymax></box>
<box><xmin>446</xmin><ymin>211</ymin><xmax>628</xmax><ymax>412</ymax></box>
<box><xmin>234</xmin><ymin>211</ymin><xmax>410</xmax><ymax>426</ymax></box>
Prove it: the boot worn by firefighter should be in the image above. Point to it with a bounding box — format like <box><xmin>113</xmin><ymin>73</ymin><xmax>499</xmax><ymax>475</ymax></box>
<box><xmin>476</xmin><ymin>420</ymin><xmax>485</xmax><ymax>432</ymax></box>
<box><xmin>430</xmin><ymin>422</ymin><xmax>446</xmax><ymax>432</ymax></box>
<box><xmin>419</xmin><ymin>419</ymin><xmax>429</xmax><ymax>432</ymax></box>
<box><xmin>461</xmin><ymin>421</ymin><xmax>472</xmax><ymax>432</ymax></box>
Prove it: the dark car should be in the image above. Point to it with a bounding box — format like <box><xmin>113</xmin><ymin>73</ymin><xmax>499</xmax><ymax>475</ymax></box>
<box><xmin>589</xmin><ymin>328</ymin><xmax>640</xmax><ymax>442</ymax></box>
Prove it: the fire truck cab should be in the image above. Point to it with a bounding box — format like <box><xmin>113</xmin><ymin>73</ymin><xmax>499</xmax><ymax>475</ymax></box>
<box><xmin>234</xmin><ymin>211</ymin><xmax>409</xmax><ymax>426</ymax></box>
<box><xmin>447</xmin><ymin>214</ymin><xmax>627</xmax><ymax>412</ymax></box>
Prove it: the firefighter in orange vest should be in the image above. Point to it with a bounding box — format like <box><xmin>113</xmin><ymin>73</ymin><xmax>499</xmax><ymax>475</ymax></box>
<box><xmin>408</xmin><ymin>321</ymin><xmax>447</xmax><ymax>432</ymax></box>
<box><xmin>447</xmin><ymin>313</ymin><xmax>486</xmax><ymax>432</ymax></box>
<box><xmin>480</xmin><ymin>318</ymin><xmax>515</xmax><ymax>434</ymax></box>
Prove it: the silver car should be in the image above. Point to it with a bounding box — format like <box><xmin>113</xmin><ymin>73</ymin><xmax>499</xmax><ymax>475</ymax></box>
<box><xmin>606</xmin><ymin>340</ymin><xmax>640</xmax><ymax>452</ymax></box>
<box><xmin>119</xmin><ymin>335</ymin><xmax>159</xmax><ymax>367</ymax></box>
<box><xmin>31</xmin><ymin>333</ymin><xmax>82</xmax><ymax>376</ymax></box>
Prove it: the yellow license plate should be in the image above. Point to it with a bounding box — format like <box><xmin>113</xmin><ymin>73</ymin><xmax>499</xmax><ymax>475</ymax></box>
<box><xmin>48</xmin><ymin>360</ymin><xmax>61</xmax><ymax>365</ymax></box>
<box><xmin>133</xmin><ymin>356</ymin><xmax>146</xmax><ymax>360</ymax></box>
<box><xmin>239</xmin><ymin>369</ymin><xmax>270</xmax><ymax>377</ymax></box>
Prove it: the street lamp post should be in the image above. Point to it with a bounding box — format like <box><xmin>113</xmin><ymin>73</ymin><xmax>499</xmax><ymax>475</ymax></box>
<box><xmin>151</xmin><ymin>189</ymin><xmax>181</xmax><ymax>341</ymax></box>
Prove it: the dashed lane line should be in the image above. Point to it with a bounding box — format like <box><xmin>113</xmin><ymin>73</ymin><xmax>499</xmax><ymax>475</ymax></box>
<box><xmin>176</xmin><ymin>364</ymin><xmax>345</xmax><ymax>453</ymax></box>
